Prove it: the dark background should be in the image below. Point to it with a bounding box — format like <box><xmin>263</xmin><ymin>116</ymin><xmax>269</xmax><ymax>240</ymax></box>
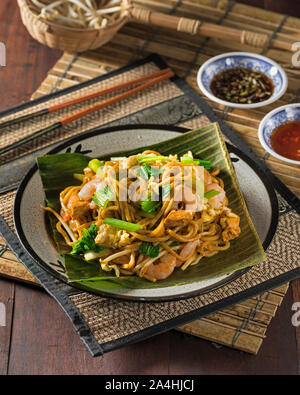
<box><xmin>239</xmin><ymin>0</ymin><xmax>300</xmax><ymax>17</ymax></box>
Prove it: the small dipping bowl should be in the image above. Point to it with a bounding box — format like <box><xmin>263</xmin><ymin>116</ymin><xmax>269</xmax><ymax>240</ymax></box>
<box><xmin>197</xmin><ymin>52</ymin><xmax>287</xmax><ymax>109</ymax></box>
<box><xmin>258</xmin><ymin>103</ymin><xmax>300</xmax><ymax>165</ymax></box>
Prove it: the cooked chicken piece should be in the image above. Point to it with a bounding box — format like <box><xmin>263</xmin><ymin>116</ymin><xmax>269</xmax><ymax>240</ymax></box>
<box><xmin>61</xmin><ymin>192</ymin><xmax>90</xmax><ymax>222</ymax></box>
<box><xmin>127</xmin><ymin>155</ymin><xmax>139</xmax><ymax>168</ymax></box>
<box><xmin>83</xmin><ymin>167</ymin><xmax>95</xmax><ymax>178</ymax></box>
<box><xmin>69</xmin><ymin>200</ymin><xmax>90</xmax><ymax>221</ymax></box>
<box><xmin>222</xmin><ymin>216</ymin><xmax>241</xmax><ymax>241</ymax></box>
<box><xmin>164</xmin><ymin>209</ymin><xmax>194</xmax><ymax>227</ymax></box>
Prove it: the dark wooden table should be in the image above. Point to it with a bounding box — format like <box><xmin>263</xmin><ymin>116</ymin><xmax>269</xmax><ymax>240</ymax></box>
<box><xmin>0</xmin><ymin>1</ymin><xmax>299</xmax><ymax>375</ymax></box>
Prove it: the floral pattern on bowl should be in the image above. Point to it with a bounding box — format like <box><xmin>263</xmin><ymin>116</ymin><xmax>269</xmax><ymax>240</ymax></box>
<box><xmin>197</xmin><ymin>52</ymin><xmax>287</xmax><ymax>109</ymax></box>
<box><xmin>258</xmin><ymin>103</ymin><xmax>300</xmax><ymax>165</ymax></box>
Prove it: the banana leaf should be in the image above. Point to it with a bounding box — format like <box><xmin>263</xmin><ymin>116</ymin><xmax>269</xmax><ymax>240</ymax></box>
<box><xmin>37</xmin><ymin>123</ymin><xmax>266</xmax><ymax>292</ymax></box>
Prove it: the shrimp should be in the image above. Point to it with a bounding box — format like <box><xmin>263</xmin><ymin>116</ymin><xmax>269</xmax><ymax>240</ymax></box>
<box><xmin>205</xmin><ymin>183</ymin><xmax>225</xmax><ymax>209</ymax></box>
<box><xmin>204</xmin><ymin>168</ymin><xmax>213</xmax><ymax>186</ymax></box>
<box><xmin>67</xmin><ymin>191</ymin><xmax>79</xmax><ymax>206</ymax></box>
<box><xmin>176</xmin><ymin>240</ymin><xmax>199</xmax><ymax>267</ymax></box>
<box><xmin>164</xmin><ymin>209</ymin><xmax>194</xmax><ymax>227</ymax></box>
<box><xmin>174</xmin><ymin>183</ymin><xmax>198</xmax><ymax>211</ymax></box>
<box><xmin>77</xmin><ymin>177</ymin><xmax>106</xmax><ymax>201</ymax></box>
<box><xmin>145</xmin><ymin>254</ymin><xmax>177</xmax><ymax>280</ymax></box>
<box><xmin>174</xmin><ymin>167</ymin><xmax>211</xmax><ymax>211</ymax></box>
<box><xmin>193</xmin><ymin>166</ymin><xmax>212</xmax><ymax>188</ymax></box>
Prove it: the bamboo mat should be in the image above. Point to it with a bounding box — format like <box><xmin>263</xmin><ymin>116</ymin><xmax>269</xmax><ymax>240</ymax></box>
<box><xmin>0</xmin><ymin>234</ymin><xmax>288</xmax><ymax>353</ymax></box>
<box><xmin>1</xmin><ymin>0</ymin><xmax>298</xmax><ymax>354</ymax></box>
<box><xmin>33</xmin><ymin>0</ymin><xmax>300</xmax><ymax>198</ymax></box>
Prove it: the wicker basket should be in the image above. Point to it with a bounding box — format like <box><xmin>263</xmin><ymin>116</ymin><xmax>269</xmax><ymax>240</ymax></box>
<box><xmin>18</xmin><ymin>0</ymin><xmax>275</xmax><ymax>53</ymax></box>
<box><xmin>17</xmin><ymin>0</ymin><xmax>131</xmax><ymax>52</ymax></box>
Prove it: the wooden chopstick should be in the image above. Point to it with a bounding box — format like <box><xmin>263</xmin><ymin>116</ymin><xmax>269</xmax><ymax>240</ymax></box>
<box><xmin>0</xmin><ymin>69</ymin><xmax>174</xmax><ymax>156</ymax></box>
<box><xmin>0</xmin><ymin>68</ymin><xmax>173</xmax><ymax>130</ymax></box>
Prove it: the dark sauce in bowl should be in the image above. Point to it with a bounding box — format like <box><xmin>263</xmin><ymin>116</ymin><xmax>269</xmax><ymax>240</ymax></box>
<box><xmin>210</xmin><ymin>67</ymin><xmax>274</xmax><ymax>104</ymax></box>
<box><xmin>270</xmin><ymin>120</ymin><xmax>300</xmax><ymax>161</ymax></box>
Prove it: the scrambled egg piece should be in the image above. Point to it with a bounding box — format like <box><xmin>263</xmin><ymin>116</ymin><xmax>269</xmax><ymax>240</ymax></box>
<box><xmin>95</xmin><ymin>224</ymin><xmax>131</xmax><ymax>249</ymax></box>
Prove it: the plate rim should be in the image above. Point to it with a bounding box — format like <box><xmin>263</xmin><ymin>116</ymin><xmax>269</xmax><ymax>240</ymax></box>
<box><xmin>13</xmin><ymin>124</ymin><xmax>279</xmax><ymax>302</ymax></box>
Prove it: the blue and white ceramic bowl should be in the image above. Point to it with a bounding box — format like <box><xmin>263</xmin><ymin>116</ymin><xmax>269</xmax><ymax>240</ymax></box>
<box><xmin>197</xmin><ymin>52</ymin><xmax>287</xmax><ymax>109</ymax></box>
<box><xmin>258</xmin><ymin>103</ymin><xmax>300</xmax><ymax>165</ymax></box>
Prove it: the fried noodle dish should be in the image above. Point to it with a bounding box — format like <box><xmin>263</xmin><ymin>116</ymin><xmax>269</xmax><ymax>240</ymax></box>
<box><xmin>43</xmin><ymin>150</ymin><xmax>241</xmax><ymax>282</ymax></box>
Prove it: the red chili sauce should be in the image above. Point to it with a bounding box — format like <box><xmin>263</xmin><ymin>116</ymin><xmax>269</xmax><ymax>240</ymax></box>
<box><xmin>270</xmin><ymin>120</ymin><xmax>300</xmax><ymax>161</ymax></box>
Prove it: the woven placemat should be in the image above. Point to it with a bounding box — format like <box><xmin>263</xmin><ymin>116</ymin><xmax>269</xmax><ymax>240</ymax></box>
<box><xmin>0</xmin><ymin>54</ymin><xmax>299</xmax><ymax>357</ymax></box>
<box><xmin>0</xmin><ymin>238</ymin><xmax>289</xmax><ymax>354</ymax></box>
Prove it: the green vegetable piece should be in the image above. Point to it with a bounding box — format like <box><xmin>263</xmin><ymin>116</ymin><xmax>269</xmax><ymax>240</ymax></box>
<box><xmin>204</xmin><ymin>189</ymin><xmax>220</xmax><ymax>199</ymax></box>
<box><xmin>140</xmin><ymin>199</ymin><xmax>161</xmax><ymax>213</ymax></box>
<box><xmin>71</xmin><ymin>224</ymin><xmax>103</xmax><ymax>255</ymax></box>
<box><xmin>170</xmin><ymin>241</ymin><xmax>180</xmax><ymax>247</ymax></box>
<box><xmin>84</xmin><ymin>249</ymin><xmax>108</xmax><ymax>261</ymax></box>
<box><xmin>137</xmin><ymin>163</ymin><xmax>165</xmax><ymax>180</ymax></box>
<box><xmin>73</xmin><ymin>173</ymin><xmax>85</xmax><ymax>182</ymax></box>
<box><xmin>150</xmin><ymin>166</ymin><xmax>165</xmax><ymax>177</ymax></box>
<box><xmin>192</xmin><ymin>175</ymin><xmax>204</xmax><ymax>194</ymax></box>
<box><xmin>103</xmin><ymin>218</ymin><xmax>143</xmax><ymax>232</ymax></box>
<box><xmin>92</xmin><ymin>185</ymin><xmax>114</xmax><ymax>209</ymax></box>
<box><xmin>136</xmin><ymin>164</ymin><xmax>151</xmax><ymax>180</ymax></box>
<box><xmin>96</xmin><ymin>166</ymin><xmax>104</xmax><ymax>178</ymax></box>
<box><xmin>88</xmin><ymin>158</ymin><xmax>105</xmax><ymax>173</ymax></box>
<box><xmin>137</xmin><ymin>156</ymin><xmax>169</xmax><ymax>163</ymax></box>
<box><xmin>161</xmin><ymin>184</ymin><xmax>171</xmax><ymax>200</ymax></box>
<box><xmin>70</xmin><ymin>240</ymin><xmax>86</xmax><ymax>255</ymax></box>
<box><xmin>139</xmin><ymin>242</ymin><xmax>162</xmax><ymax>258</ymax></box>
<box><xmin>137</xmin><ymin>210</ymin><xmax>156</xmax><ymax>219</ymax></box>
<box><xmin>180</xmin><ymin>157</ymin><xmax>211</xmax><ymax>170</ymax></box>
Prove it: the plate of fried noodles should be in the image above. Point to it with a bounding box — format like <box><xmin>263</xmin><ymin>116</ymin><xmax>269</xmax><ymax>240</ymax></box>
<box><xmin>14</xmin><ymin>124</ymin><xmax>278</xmax><ymax>301</ymax></box>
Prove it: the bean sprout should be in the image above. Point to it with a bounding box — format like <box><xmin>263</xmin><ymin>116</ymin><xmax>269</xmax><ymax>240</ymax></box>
<box><xmin>27</xmin><ymin>0</ymin><xmax>127</xmax><ymax>29</ymax></box>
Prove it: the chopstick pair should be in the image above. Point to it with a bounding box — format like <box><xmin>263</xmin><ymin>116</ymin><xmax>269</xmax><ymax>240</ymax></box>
<box><xmin>0</xmin><ymin>68</ymin><xmax>174</xmax><ymax>156</ymax></box>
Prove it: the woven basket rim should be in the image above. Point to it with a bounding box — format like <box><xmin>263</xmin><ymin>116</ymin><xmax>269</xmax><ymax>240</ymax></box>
<box><xmin>21</xmin><ymin>0</ymin><xmax>131</xmax><ymax>33</ymax></box>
